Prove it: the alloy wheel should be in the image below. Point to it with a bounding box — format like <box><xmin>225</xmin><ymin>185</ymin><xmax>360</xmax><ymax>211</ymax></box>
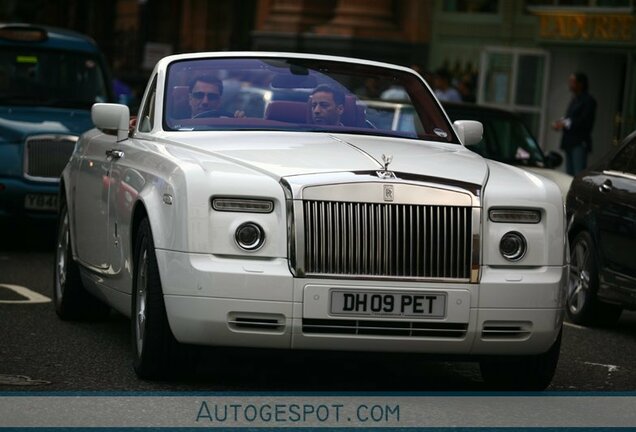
<box><xmin>135</xmin><ymin>248</ymin><xmax>148</xmax><ymax>358</ymax></box>
<box><xmin>568</xmin><ymin>238</ymin><xmax>591</xmax><ymax>315</ymax></box>
<box><xmin>55</xmin><ymin>212</ymin><xmax>69</xmax><ymax>302</ymax></box>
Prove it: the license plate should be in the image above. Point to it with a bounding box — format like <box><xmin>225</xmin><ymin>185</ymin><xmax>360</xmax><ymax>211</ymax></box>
<box><xmin>24</xmin><ymin>194</ymin><xmax>58</xmax><ymax>211</ymax></box>
<box><xmin>330</xmin><ymin>290</ymin><xmax>446</xmax><ymax>318</ymax></box>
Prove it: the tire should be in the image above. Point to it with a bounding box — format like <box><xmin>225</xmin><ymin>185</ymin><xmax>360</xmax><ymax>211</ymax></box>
<box><xmin>479</xmin><ymin>330</ymin><xmax>562</xmax><ymax>391</ymax></box>
<box><xmin>132</xmin><ymin>218</ymin><xmax>186</xmax><ymax>379</ymax></box>
<box><xmin>567</xmin><ymin>231</ymin><xmax>622</xmax><ymax>326</ymax></box>
<box><xmin>54</xmin><ymin>203</ymin><xmax>110</xmax><ymax>320</ymax></box>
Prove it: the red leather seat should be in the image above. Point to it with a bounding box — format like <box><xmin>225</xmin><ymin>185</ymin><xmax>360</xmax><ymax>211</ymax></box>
<box><xmin>264</xmin><ymin>100</ymin><xmax>309</xmax><ymax>123</ymax></box>
<box><xmin>341</xmin><ymin>94</ymin><xmax>366</xmax><ymax>127</ymax></box>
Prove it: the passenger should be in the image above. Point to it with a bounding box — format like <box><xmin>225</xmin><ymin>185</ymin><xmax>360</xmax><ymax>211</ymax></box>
<box><xmin>310</xmin><ymin>84</ymin><xmax>344</xmax><ymax>126</ymax></box>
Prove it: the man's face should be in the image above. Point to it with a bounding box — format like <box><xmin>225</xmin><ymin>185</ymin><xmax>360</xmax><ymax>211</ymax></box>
<box><xmin>189</xmin><ymin>81</ymin><xmax>221</xmax><ymax>116</ymax></box>
<box><xmin>311</xmin><ymin>91</ymin><xmax>343</xmax><ymax>125</ymax></box>
<box><xmin>568</xmin><ymin>75</ymin><xmax>579</xmax><ymax>93</ymax></box>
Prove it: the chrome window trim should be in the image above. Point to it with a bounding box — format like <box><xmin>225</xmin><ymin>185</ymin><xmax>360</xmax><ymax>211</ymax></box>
<box><xmin>602</xmin><ymin>170</ymin><xmax>636</xmax><ymax>181</ymax></box>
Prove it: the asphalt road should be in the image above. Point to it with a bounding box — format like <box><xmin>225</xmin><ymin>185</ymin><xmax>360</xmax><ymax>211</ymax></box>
<box><xmin>1</xmin><ymin>219</ymin><xmax>635</xmax><ymax>391</ymax></box>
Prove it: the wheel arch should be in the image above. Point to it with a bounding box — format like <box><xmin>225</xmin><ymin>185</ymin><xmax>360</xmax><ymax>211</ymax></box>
<box><xmin>130</xmin><ymin>200</ymin><xmax>149</xmax><ymax>262</ymax></box>
<box><xmin>57</xmin><ymin>177</ymin><xmax>78</xmax><ymax>259</ymax></box>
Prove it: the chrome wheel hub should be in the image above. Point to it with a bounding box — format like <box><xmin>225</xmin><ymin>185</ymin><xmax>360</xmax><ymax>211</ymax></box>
<box><xmin>135</xmin><ymin>249</ymin><xmax>148</xmax><ymax>358</ymax></box>
<box><xmin>55</xmin><ymin>212</ymin><xmax>69</xmax><ymax>301</ymax></box>
<box><xmin>568</xmin><ymin>240</ymin><xmax>590</xmax><ymax>314</ymax></box>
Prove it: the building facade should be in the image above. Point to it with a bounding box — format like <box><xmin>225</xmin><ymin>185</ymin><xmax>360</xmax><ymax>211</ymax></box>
<box><xmin>430</xmin><ymin>0</ymin><xmax>636</xmax><ymax>166</ymax></box>
<box><xmin>3</xmin><ymin>0</ymin><xmax>634</xmax><ymax>166</ymax></box>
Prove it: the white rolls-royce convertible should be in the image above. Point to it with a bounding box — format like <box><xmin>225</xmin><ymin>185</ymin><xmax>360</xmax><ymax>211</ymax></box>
<box><xmin>54</xmin><ymin>52</ymin><xmax>566</xmax><ymax>389</ymax></box>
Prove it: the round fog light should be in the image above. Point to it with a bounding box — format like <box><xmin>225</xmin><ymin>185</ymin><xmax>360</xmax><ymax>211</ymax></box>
<box><xmin>235</xmin><ymin>222</ymin><xmax>265</xmax><ymax>251</ymax></box>
<box><xmin>499</xmin><ymin>231</ymin><xmax>527</xmax><ymax>261</ymax></box>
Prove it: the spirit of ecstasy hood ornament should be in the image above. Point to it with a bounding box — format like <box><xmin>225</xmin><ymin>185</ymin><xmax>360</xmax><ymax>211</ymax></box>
<box><xmin>382</xmin><ymin>154</ymin><xmax>393</xmax><ymax>171</ymax></box>
<box><xmin>377</xmin><ymin>153</ymin><xmax>395</xmax><ymax>179</ymax></box>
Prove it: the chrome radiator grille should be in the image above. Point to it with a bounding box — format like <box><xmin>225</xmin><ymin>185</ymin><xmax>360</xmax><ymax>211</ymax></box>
<box><xmin>302</xmin><ymin>200</ymin><xmax>472</xmax><ymax>279</ymax></box>
<box><xmin>25</xmin><ymin>135</ymin><xmax>77</xmax><ymax>179</ymax></box>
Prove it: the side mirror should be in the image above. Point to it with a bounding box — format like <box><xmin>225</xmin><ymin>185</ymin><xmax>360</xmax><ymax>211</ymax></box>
<box><xmin>92</xmin><ymin>103</ymin><xmax>130</xmax><ymax>142</ymax></box>
<box><xmin>453</xmin><ymin>120</ymin><xmax>483</xmax><ymax>146</ymax></box>
<box><xmin>545</xmin><ymin>150</ymin><xmax>564</xmax><ymax>168</ymax></box>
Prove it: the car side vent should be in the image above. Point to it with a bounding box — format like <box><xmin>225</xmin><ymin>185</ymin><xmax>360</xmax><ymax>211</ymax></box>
<box><xmin>481</xmin><ymin>321</ymin><xmax>532</xmax><ymax>340</ymax></box>
<box><xmin>228</xmin><ymin>313</ymin><xmax>285</xmax><ymax>333</ymax></box>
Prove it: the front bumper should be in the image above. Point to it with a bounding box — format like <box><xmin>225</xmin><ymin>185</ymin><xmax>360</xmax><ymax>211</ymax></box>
<box><xmin>0</xmin><ymin>177</ymin><xmax>59</xmax><ymax>218</ymax></box>
<box><xmin>156</xmin><ymin>250</ymin><xmax>566</xmax><ymax>356</ymax></box>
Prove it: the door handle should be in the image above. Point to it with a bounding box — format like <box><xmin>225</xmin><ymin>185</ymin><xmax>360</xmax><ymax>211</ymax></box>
<box><xmin>599</xmin><ymin>179</ymin><xmax>613</xmax><ymax>193</ymax></box>
<box><xmin>106</xmin><ymin>149</ymin><xmax>124</xmax><ymax>159</ymax></box>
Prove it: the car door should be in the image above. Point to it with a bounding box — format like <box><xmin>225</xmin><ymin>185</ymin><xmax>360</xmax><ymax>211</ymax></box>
<box><xmin>107</xmin><ymin>77</ymin><xmax>156</xmax><ymax>290</ymax></box>
<box><xmin>73</xmin><ymin>131</ymin><xmax>114</xmax><ymax>269</ymax></box>
<box><xmin>596</xmin><ymin>137</ymin><xmax>636</xmax><ymax>304</ymax></box>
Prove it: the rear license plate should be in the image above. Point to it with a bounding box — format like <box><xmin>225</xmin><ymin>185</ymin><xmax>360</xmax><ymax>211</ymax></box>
<box><xmin>24</xmin><ymin>194</ymin><xmax>58</xmax><ymax>211</ymax></box>
<box><xmin>330</xmin><ymin>290</ymin><xmax>446</xmax><ymax>318</ymax></box>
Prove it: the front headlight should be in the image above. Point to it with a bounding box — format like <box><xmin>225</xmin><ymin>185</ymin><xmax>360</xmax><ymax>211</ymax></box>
<box><xmin>499</xmin><ymin>231</ymin><xmax>527</xmax><ymax>261</ymax></box>
<box><xmin>235</xmin><ymin>222</ymin><xmax>265</xmax><ymax>251</ymax></box>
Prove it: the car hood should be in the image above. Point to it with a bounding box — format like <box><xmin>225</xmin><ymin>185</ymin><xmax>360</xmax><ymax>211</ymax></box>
<box><xmin>0</xmin><ymin>107</ymin><xmax>92</xmax><ymax>142</ymax></box>
<box><xmin>522</xmin><ymin>166</ymin><xmax>572</xmax><ymax>199</ymax></box>
<box><xmin>163</xmin><ymin>131</ymin><xmax>489</xmax><ymax>186</ymax></box>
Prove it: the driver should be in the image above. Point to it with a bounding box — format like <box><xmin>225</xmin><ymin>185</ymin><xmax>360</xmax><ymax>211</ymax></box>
<box><xmin>188</xmin><ymin>75</ymin><xmax>244</xmax><ymax>118</ymax></box>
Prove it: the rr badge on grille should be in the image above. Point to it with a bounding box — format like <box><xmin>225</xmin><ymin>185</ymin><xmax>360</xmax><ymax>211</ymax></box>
<box><xmin>383</xmin><ymin>184</ymin><xmax>394</xmax><ymax>202</ymax></box>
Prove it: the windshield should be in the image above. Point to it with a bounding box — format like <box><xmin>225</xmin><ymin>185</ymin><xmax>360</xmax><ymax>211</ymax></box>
<box><xmin>0</xmin><ymin>48</ymin><xmax>110</xmax><ymax>109</ymax></box>
<box><xmin>163</xmin><ymin>57</ymin><xmax>458</xmax><ymax>143</ymax></box>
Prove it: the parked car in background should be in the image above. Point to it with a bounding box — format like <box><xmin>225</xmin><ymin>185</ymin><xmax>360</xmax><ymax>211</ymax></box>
<box><xmin>0</xmin><ymin>23</ymin><xmax>112</xmax><ymax>218</ymax></box>
<box><xmin>442</xmin><ymin>103</ymin><xmax>572</xmax><ymax>199</ymax></box>
<box><xmin>362</xmin><ymin>100</ymin><xmax>572</xmax><ymax>199</ymax></box>
<box><xmin>56</xmin><ymin>52</ymin><xmax>566</xmax><ymax>389</ymax></box>
<box><xmin>566</xmin><ymin>131</ymin><xmax>636</xmax><ymax>325</ymax></box>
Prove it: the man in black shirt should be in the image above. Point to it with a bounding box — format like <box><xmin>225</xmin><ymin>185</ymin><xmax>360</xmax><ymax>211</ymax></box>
<box><xmin>188</xmin><ymin>75</ymin><xmax>244</xmax><ymax>118</ymax></box>
<box><xmin>552</xmin><ymin>72</ymin><xmax>597</xmax><ymax>176</ymax></box>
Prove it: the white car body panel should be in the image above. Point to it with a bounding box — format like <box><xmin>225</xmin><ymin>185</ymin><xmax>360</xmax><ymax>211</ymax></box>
<box><xmin>60</xmin><ymin>51</ymin><xmax>566</xmax><ymax>363</ymax></box>
<box><xmin>524</xmin><ymin>166</ymin><xmax>573</xmax><ymax>199</ymax></box>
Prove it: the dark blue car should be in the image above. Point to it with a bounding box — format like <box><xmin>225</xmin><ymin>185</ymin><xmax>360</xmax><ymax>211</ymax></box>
<box><xmin>0</xmin><ymin>23</ymin><xmax>112</xmax><ymax>218</ymax></box>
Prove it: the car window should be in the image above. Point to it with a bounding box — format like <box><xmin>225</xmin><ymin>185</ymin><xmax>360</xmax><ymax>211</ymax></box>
<box><xmin>609</xmin><ymin>139</ymin><xmax>636</xmax><ymax>174</ymax></box>
<box><xmin>0</xmin><ymin>47</ymin><xmax>109</xmax><ymax>109</ymax></box>
<box><xmin>162</xmin><ymin>57</ymin><xmax>457</xmax><ymax>144</ymax></box>
<box><xmin>488</xmin><ymin>116</ymin><xmax>545</xmax><ymax>165</ymax></box>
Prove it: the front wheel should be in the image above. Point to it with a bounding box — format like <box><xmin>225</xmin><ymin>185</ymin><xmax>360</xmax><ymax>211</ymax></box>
<box><xmin>567</xmin><ymin>231</ymin><xmax>622</xmax><ymax>326</ymax></box>
<box><xmin>479</xmin><ymin>330</ymin><xmax>562</xmax><ymax>391</ymax></box>
<box><xmin>132</xmin><ymin>218</ymin><xmax>186</xmax><ymax>379</ymax></box>
<box><xmin>54</xmin><ymin>203</ymin><xmax>110</xmax><ymax>320</ymax></box>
